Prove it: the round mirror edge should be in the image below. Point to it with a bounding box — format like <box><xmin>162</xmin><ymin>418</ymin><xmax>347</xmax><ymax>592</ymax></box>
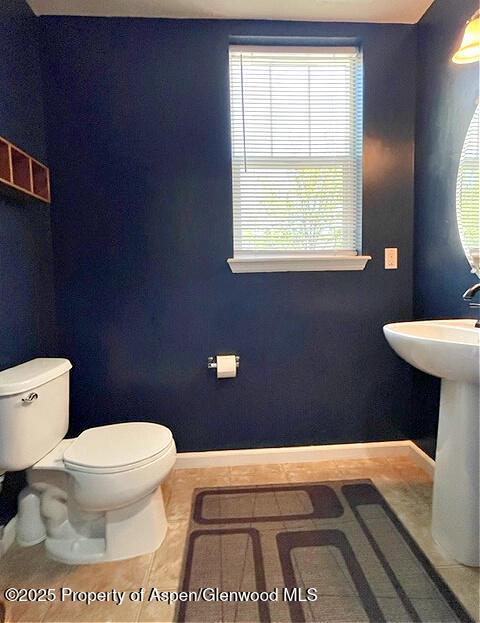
<box><xmin>456</xmin><ymin>104</ymin><xmax>480</xmax><ymax>278</ymax></box>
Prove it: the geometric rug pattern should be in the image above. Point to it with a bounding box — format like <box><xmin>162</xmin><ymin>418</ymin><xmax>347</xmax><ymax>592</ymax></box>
<box><xmin>176</xmin><ymin>480</ymin><xmax>473</xmax><ymax>622</ymax></box>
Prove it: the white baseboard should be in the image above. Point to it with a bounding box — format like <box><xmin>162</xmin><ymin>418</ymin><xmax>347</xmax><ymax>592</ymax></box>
<box><xmin>176</xmin><ymin>439</ymin><xmax>435</xmax><ymax>474</ymax></box>
<box><xmin>0</xmin><ymin>516</ymin><xmax>16</xmax><ymax>559</ymax></box>
<box><xmin>407</xmin><ymin>440</ymin><xmax>435</xmax><ymax>477</ymax></box>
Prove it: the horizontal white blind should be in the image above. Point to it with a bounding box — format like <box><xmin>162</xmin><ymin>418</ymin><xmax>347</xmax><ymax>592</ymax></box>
<box><xmin>456</xmin><ymin>105</ymin><xmax>479</xmax><ymax>263</ymax></box>
<box><xmin>229</xmin><ymin>45</ymin><xmax>363</xmax><ymax>256</ymax></box>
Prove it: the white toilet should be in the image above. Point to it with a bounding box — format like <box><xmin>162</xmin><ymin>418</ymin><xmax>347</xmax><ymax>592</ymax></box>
<box><xmin>0</xmin><ymin>358</ymin><xmax>176</xmax><ymax>564</ymax></box>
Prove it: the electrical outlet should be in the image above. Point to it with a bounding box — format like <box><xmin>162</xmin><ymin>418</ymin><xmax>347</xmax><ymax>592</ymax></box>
<box><xmin>385</xmin><ymin>247</ymin><xmax>398</xmax><ymax>270</ymax></box>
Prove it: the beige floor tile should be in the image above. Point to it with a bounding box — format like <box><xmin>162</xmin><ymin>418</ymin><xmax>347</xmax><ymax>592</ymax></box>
<box><xmin>161</xmin><ymin>473</ymin><xmax>175</xmax><ymax>508</ymax></box>
<box><xmin>137</xmin><ymin>598</ymin><xmax>175</xmax><ymax>623</ymax></box>
<box><xmin>0</xmin><ymin>544</ymin><xmax>70</xmax><ymax>623</ymax></box>
<box><xmin>168</xmin><ymin>469</ymin><xmax>199</xmax><ymax>488</ymax></box>
<box><xmin>171</xmin><ymin>467</ymin><xmax>230</xmax><ymax>489</ymax></box>
<box><xmin>407</xmin><ymin>480</ymin><xmax>434</xmax><ymax>506</ymax></box>
<box><xmin>388</xmin><ymin>461</ymin><xmax>434</xmax><ymax>506</ymax></box>
<box><xmin>283</xmin><ymin>460</ymin><xmax>341</xmax><ymax>483</ymax></box>
<box><xmin>41</xmin><ymin>552</ymin><xmax>153</xmax><ymax>622</ymax></box>
<box><xmin>403</xmin><ymin>519</ymin><xmax>459</xmax><ymax>568</ymax></box>
<box><xmin>229</xmin><ymin>463</ymin><xmax>288</xmax><ymax>485</ymax></box>
<box><xmin>372</xmin><ymin>473</ymin><xmax>429</xmax><ymax>519</ymax></box>
<box><xmin>146</xmin><ymin>521</ymin><xmax>188</xmax><ymax>590</ymax></box>
<box><xmin>394</xmin><ymin>462</ymin><xmax>432</xmax><ymax>483</ymax></box>
<box><xmin>371</xmin><ymin>476</ymin><xmax>458</xmax><ymax>568</ymax></box>
<box><xmin>386</xmin><ymin>454</ymin><xmax>419</xmax><ymax>467</ymax></box>
<box><xmin>336</xmin><ymin>458</ymin><xmax>396</xmax><ymax>479</ymax></box>
<box><xmin>436</xmin><ymin>565</ymin><xmax>480</xmax><ymax>621</ymax></box>
<box><xmin>164</xmin><ymin>468</ymin><xmax>231</xmax><ymax>521</ymax></box>
<box><xmin>372</xmin><ymin>473</ymin><xmax>423</xmax><ymax>505</ymax></box>
<box><xmin>166</xmin><ymin>485</ymin><xmax>194</xmax><ymax>521</ymax></box>
<box><xmin>0</xmin><ymin>543</ymin><xmax>69</xmax><ymax>586</ymax></box>
<box><xmin>137</xmin><ymin>521</ymin><xmax>189</xmax><ymax>623</ymax></box>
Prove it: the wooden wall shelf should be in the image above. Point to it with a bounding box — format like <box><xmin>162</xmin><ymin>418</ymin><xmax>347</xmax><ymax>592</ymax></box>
<box><xmin>0</xmin><ymin>136</ymin><xmax>50</xmax><ymax>204</ymax></box>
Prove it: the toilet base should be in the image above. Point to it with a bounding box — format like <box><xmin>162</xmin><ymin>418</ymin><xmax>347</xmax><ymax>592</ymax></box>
<box><xmin>18</xmin><ymin>483</ymin><xmax>169</xmax><ymax>564</ymax></box>
<box><xmin>48</xmin><ymin>489</ymin><xmax>168</xmax><ymax>564</ymax></box>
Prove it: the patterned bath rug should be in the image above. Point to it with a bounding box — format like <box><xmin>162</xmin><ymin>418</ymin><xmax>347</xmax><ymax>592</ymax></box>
<box><xmin>174</xmin><ymin>480</ymin><xmax>474</xmax><ymax>623</ymax></box>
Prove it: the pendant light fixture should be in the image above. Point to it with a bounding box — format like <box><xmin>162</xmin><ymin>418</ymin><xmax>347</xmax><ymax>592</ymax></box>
<box><xmin>452</xmin><ymin>10</ymin><xmax>480</xmax><ymax>64</ymax></box>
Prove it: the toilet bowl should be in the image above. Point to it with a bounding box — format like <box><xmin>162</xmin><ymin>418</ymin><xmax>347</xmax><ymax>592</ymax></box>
<box><xmin>0</xmin><ymin>359</ymin><xmax>177</xmax><ymax>564</ymax></box>
<box><xmin>23</xmin><ymin>423</ymin><xmax>176</xmax><ymax>564</ymax></box>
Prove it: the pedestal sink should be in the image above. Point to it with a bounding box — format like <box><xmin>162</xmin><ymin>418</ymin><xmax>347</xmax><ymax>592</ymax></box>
<box><xmin>383</xmin><ymin>319</ymin><xmax>479</xmax><ymax>566</ymax></box>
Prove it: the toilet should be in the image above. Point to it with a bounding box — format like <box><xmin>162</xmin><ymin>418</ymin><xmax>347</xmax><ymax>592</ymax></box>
<box><xmin>0</xmin><ymin>358</ymin><xmax>176</xmax><ymax>564</ymax></box>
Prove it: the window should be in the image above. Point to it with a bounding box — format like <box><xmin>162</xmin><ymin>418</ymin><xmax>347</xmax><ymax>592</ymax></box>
<box><xmin>227</xmin><ymin>45</ymin><xmax>369</xmax><ymax>273</ymax></box>
<box><xmin>456</xmin><ymin>105</ymin><xmax>479</xmax><ymax>275</ymax></box>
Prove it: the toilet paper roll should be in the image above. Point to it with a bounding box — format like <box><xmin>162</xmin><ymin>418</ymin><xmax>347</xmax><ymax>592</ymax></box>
<box><xmin>216</xmin><ymin>355</ymin><xmax>237</xmax><ymax>379</ymax></box>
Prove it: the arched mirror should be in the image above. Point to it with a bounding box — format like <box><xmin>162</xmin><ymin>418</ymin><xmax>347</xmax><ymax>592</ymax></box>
<box><xmin>456</xmin><ymin>105</ymin><xmax>480</xmax><ymax>276</ymax></box>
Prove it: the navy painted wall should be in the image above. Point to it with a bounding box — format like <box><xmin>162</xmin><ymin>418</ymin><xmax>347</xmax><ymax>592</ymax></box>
<box><xmin>0</xmin><ymin>1</ymin><xmax>57</xmax><ymax>524</ymax></box>
<box><xmin>40</xmin><ymin>17</ymin><xmax>417</xmax><ymax>452</ymax></box>
<box><xmin>413</xmin><ymin>0</ymin><xmax>479</xmax><ymax>457</ymax></box>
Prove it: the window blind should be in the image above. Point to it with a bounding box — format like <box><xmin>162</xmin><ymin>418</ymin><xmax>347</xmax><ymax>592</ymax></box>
<box><xmin>456</xmin><ymin>105</ymin><xmax>479</xmax><ymax>263</ymax></box>
<box><xmin>229</xmin><ymin>45</ymin><xmax>363</xmax><ymax>257</ymax></box>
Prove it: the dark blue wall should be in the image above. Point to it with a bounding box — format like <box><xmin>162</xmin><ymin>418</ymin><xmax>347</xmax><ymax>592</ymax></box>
<box><xmin>40</xmin><ymin>17</ymin><xmax>417</xmax><ymax>452</ymax></box>
<box><xmin>0</xmin><ymin>1</ymin><xmax>57</xmax><ymax>524</ymax></box>
<box><xmin>413</xmin><ymin>0</ymin><xmax>479</xmax><ymax>457</ymax></box>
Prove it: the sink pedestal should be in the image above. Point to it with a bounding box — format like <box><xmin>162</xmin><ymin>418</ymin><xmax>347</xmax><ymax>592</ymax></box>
<box><xmin>384</xmin><ymin>319</ymin><xmax>479</xmax><ymax>567</ymax></box>
<box><xmin>432</xmin><ymin>380</ymin><xmax>479</xmax><ymax>566</ymax></box>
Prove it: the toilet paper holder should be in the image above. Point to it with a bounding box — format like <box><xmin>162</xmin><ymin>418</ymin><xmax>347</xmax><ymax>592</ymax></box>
<box><xmin>207</xmin><ymin>355</ymin><xmax>240</xmax><ymax>370</ymax></box>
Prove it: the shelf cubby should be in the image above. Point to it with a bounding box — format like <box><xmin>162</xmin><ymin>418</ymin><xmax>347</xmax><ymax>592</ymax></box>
<box><xmin>32</xmin><ymin>160</ymin><xmax>49</xmax><ymax>200</ymax></box>
<box><xmin>0</xmin><ymin>136</ymin><xmax>51</xmax><ymax>203</ymax></box>
<box><xmin>11</xmin><ymin>147</ymin><xmax>32</xmax><ymax>192</ymax></box>
<box><xmin>0</xmin><ymin>138</ymin><xmax>10</xmax><ymax>182</ymax></box>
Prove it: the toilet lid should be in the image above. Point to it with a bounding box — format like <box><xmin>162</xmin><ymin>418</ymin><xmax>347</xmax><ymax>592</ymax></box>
<box><xmin>63</xmin><ymin>422</ymin><xmax>173</xmax><ymax>471</ymax></box>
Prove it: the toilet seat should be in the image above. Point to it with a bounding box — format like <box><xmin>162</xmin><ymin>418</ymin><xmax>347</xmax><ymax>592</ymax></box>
<box><xmin>63</xmin><ymin>422</ymin><xmax>173</xmax><ymax>474</ymax></box>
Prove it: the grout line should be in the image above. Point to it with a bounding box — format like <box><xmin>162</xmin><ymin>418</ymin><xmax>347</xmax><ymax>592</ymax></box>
<box><xmin>136</xmin><ymin>552</ymin><xmax>157</xmax><ymax>623</ymax></box>
<box><xmin>39</xmin><ymin>566</ymin><xmax>73</xmax><ymax>623</ymax></box>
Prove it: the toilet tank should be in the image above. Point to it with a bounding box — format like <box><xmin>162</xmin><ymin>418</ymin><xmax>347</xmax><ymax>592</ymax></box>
<box><xmin>0</xmin><ymin>358</ymin><xmax>72</xmax><ymax>472</ymax></box>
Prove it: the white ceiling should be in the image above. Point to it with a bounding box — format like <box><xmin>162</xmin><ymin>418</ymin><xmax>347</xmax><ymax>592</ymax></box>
<box><xmin>27</xmin><ymin>0</ymin><xmax>435</xmax><ymax>24</ymax></box>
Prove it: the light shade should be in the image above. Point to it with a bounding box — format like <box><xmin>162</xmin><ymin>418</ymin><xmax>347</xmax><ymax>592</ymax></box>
<box><xmin>452</xmin><ymin>10</ymin><xmax>480</xmax><ymax>64</ymax></box>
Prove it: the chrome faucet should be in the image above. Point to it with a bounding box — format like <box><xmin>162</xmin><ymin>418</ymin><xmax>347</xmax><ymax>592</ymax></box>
<box><xmin>463</xmin><ymin>283</ymin><xmax>480</xmax><ymax>327</ymax></box>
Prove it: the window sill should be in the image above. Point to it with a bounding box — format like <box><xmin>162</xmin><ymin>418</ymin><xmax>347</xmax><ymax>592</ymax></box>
<box><xmin>227</xmin><ymin>255</ymin><xmax>372</xmax><ymax>274</ymax></box>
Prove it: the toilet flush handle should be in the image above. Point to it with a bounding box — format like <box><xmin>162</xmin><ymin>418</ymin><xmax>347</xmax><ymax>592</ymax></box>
<box><xmin>22</xmin><ymin>392</ymin><xmax>38</xmax><ymax>403</ymax></box>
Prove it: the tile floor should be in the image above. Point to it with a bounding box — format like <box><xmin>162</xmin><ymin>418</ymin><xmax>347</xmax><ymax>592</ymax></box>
<box><xmin>1</xmin><ymin>456</ymin><xmax>479</xmax><ymax>622</ymax></box>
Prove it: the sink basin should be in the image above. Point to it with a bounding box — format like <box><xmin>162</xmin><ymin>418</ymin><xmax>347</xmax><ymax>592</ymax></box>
<box><xmin>383</xmin><ymin>319</ymin><xmax>479</xmax><ymax>567</ymax></box>
<box><xmin>384</xmin><ymin>319</ymin><xmax>479</xmax><ymax>384</ymax></box>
